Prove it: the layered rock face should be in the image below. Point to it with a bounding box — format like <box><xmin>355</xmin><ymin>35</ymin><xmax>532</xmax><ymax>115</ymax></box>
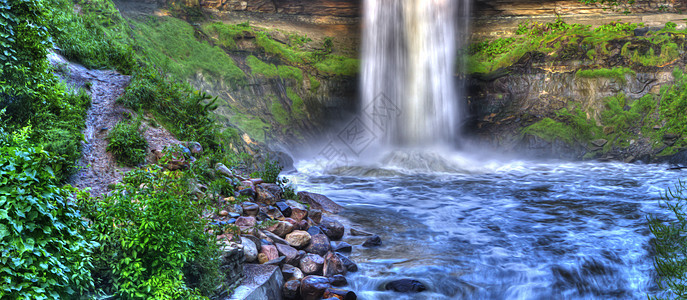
<box><xmin>195</xmin><ymin>0</ymin><xmax>359</xmax><ymax>17</ymax></box>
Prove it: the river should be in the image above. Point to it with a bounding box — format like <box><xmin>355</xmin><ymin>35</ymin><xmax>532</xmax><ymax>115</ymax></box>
<box><xmin>290</xmin><ymin>151</ymin><xmax>682</xmax><ymax>299</ymax></box>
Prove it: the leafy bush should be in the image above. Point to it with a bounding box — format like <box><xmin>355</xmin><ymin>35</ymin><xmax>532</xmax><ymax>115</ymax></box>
<box><xmin>78</xmin><ymin>167</ymin><xmax>222</xmax><ymax>299</ymax></box>
<box><xmin>119</xmin><ymin>68</ymin><xmax>220</xmax><ymax>149</ymax></box>
<box><xmin>649</xmin><ymin>180</ymin><xmax>687</xmax><ymax>300</ymax></box>
<box><xmin>253</xmin><ymin>158</ymin><xmax>282</xmax><ymax>183</ymax></box>
<box><xmin>107</xmin><ymin>118</ymin><xmax>148</xmax><ymax>167</ymax></box>
<box><xmin>47</xmin><ymin>0</ymin><xmax>136</xmax><ymax>74</ymax></box>
<box><xmin>0</xmin><ymin>127</ymin><xmax>96</xmax><ymax>299</ymax></box>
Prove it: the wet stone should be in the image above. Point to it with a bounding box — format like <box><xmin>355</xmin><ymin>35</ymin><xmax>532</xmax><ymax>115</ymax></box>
<box><xmin>385</xmin><ymin>279</ymin><xmax>427</xmax><ymax>293</ymax></box>
<box><xmin>363</xmin><ymin>235</ymin><xmax>382</xmax><ymax>247</ymax></box>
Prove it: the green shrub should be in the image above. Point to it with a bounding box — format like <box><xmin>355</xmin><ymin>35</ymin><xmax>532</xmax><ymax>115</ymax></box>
<box><xmin>78</xmin><ymin>167</ymin><xmax>222</xmax><ymax>299</ymax></box>
<box><xmin>253</xmin><ymin>158</ymin><xmax>282</xmax><ymax>183</ymax></box>
<box><xmin>649</xmin><ymin>180</ymin><xmax>687</xmax><ymax>299</ymax></box>
<box><xmin>0</xmin><ymin>127</ymin><xmax>96</xmax><ymax>299</ymax></box>
<box><xmin>107</xmin><ymin>118</ymin><xmax>148</xmax><ymax>167</ymax></box>
<box><xmin>47</xmin><ymin>0</ymin><xmax>136</xmax><ymax>74</ymax></box>
<box><xmin>246</xmin><ymin>55</ymin><xmax>279</xmax><ymax>78</ymax></box>
<box><xmin>119</xmin><ymin>68</ymin><xmax>220</xmax><ymax>149</ymax></box>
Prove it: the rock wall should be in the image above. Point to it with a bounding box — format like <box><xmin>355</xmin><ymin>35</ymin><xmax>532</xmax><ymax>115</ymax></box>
<box><xmin>467</xmin><ymin>69</ymin><xmax>674</xmax><ymax>160</ymax></box>
<box><xmin>195</xmin><ymin>0</ymin><xmax>359</xmax><ymax>17</ymax></box>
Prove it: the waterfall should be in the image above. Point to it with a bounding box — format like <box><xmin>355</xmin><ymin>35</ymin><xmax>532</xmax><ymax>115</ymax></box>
<box><xmin>360</xmin><ymin>0</ymin><xmax>470</xmax><ymax>147</ymax></box>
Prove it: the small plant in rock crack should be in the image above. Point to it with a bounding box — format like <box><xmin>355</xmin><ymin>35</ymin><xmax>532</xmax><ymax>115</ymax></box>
<box><xmin>106</xmin><ymin>117</ymin><xmax>148</xmax><ymax>166</ymax></box>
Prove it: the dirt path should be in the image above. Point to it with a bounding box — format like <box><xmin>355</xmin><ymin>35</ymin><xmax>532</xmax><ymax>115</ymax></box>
<box><xmin>49</xmin><ymin>52</ymin><xmax>180</xmax><ymax>197</ymax></box>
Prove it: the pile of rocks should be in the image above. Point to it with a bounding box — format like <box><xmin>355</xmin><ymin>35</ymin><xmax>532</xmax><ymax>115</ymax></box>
<box><xmin>211</xmin><ymin>164</ymin><xmax>361</xmax><ymax>300</ymax></box>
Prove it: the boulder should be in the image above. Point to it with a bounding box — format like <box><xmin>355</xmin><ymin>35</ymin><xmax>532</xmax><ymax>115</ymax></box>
<box><xmin>283</xmin><ymin>279</ymin><xmax>301</xmax><ymax>300</ymax></box>
<box><xmin>300</xmin><ymin>276</ymin><xmax>331</xmax><ymax>300</ymax></box>
<box><xmin>350</xmin><ymin>228</ymin><xmax>373</xmax><ymax>236</ymax></box>
<box><xmin>320</xmin><ymin>216</ymin><xmax>345</xmax><ymax>240</ymax></box>
<box><xmin>276</xmin><ymin>201</ymin><xmax>292</xmax><ymax>217</ymax></box>
<box><xmin>300</xmin><ymin>253</ymin><xmax>325</xmax><ymax>275</ymax></box>
<box><xmin>305</xmin><ymin>233</ymin><xmax>332</xmax><ymax>257</ymax></box>
<box><xmin>307</xmin><ymin>226</ymin><xmax>324</xmax><ymax>236</ymax></box>
<box><xmin>266</xmin><ymin>206</ymin><xmax>285</xmax><ymax>220</ymax></box>
<box><xmin>276</xmin><ymin>243</ymin><xmax>300</xmax><ymax>266</ymax></box>
<box><xmin>256</xmin><ymin>185</ymin><xmax>278</xmax><ymax>205</ymax></box>
<box><xmin>323</xmin><ymin>251</ymin><xmax>346</xmax><ymax>277</ymax></box>
<box><xmin>285</xmin><ymin>230</ymin><xmax>312</xmax><ymax>248</ymax></box>
<box><xmin>298</xmin><ymin>191</ymin><xmax>344</xmax><ymax>213</ymax></box>
<box><xmin>290</xmin><ymin>206</ymin><xmax>308</xmax><ymax>222</ymax></box>
<box><xmin>260</xmin><ymin>244</ymin><xmax>279</xmax><ymax>261</ymax></box>
<box><xmin>323</xmin><ymin>288</ymin><xmax>357</xmax><ymax>300</ymax></box>
<box><xmin>332</xmin><ymin>241</ymin><xmax>352</xmax><ymax>253</ymax></box>
<box><xmin>363</xmin><ymin>235</ymin><xmax>382</xmax><ymax>247</ymax></box>
<box><xmin>241</xmin><ymin>236</ymin><xmax>258</xmax><ymax>263</ymax></box>
<box><xmin>282</xmin><ymin>264</ymin><xmax>304</xmax><ymax>281</ymax></box>
<box><xmin>329</xmin><ymin>274</ymin><xmax>347</xmax><ymax>287</ymax></box>
<box><xmin>336</xmin><ymin>253</ymin><xmax>358</xmax><ymax>272</ymax></box>
<box><xmin>215</xmin><ymin>163</ymin><xmax>233</xmax><ymax>177</ymax></box>
<box><xmin>267</xmin><ymin>221</ymin><xmax>294</xmax><ymax>238</ymax></box>
<box><xmin>265</xmin><ymin>256</ymin><xmax>286</xmax><ymax>267</ymax></box>
<box><xmin>262</xmin><ymin>230</ymin><xmax>289</xmax><ymax>245</ymax></box>
<box><xmin>260</xmin><ymin>183</ymin><xmax>283</xmax><ymax>201</ymax></box>
<box><xmin>298</xmin><ymin>220</ymin><xmax>310</xmax><ymax>231</ymax></box>
<box><xmin>186</xmin><ymin>141</ymin><xmax>203</xmax><ymax>154</ymax></box>
<box><xmin>242</xmin><ymin>202</ymin><xmax>260</xmax><ymax>217</ymax></box>
<box><xmin>242</xmin><ymin>234</ymin><xmax>262</xmax><ymax>249</ymax></box>
<box><xmin>239</xmin><ymin>188</ymin><xmax>256</xmax><ymax>199</ymax></box>
<box><xmin>258</xmin><ymin>253</ymin><xmax>269</xmax><ymax>264</ymax></box>
<box><xmin>385</xmin><ymin>279</ymin><xmax>427</xmax><ymax>293</ymax></box>
<box><xmin>309</xmin><ymin>209</ymin><xmax>323</xmax><ymax>224</ymax></box>
<box><xmin>236</xmin><ymin>216</ymin><xmax>257</xmax><ymax>228</ymax></box>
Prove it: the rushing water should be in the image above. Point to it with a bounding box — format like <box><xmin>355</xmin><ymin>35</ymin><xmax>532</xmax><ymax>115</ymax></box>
<box><xmin>360</xmin><ymin>0</ymin><xmax>469</xmax><ymax>146</ymax></box>
<box><xmin>291</xmin><ymin>152</ymin><xmax>681</xmax><ymax>299</ymax></box>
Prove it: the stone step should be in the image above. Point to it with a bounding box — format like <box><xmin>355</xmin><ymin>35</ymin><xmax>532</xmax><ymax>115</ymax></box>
<box><xmin>229</xmin><ymin>264</ymin><xmax>284</xmax><ymax>300</ymax></box>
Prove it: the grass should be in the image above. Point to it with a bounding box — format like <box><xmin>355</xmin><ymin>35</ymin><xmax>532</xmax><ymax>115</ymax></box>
<box><xmin>576</xmin><ymin>67</ymin><xmax>636</xmax><ymax>82</ymax></box>
<box><xmin>522</xmin><ymin>92</ymin><xmax>660</xmax><ymax>153</ymax></box>
<box><xmin>467</xmin><ymin>19</ymin><xmax>687</xmax><ymax>74</ymax></box>
<box><xmin>271</xmin><ymin>99</ymin><xmax>290</xmax><ymax>125</ymax></box>
<box><xmin>202</xmin><ymin>21</ymin><xmax>251</xmax><ymax>49</ymax></box>
<box><xmin>314</xmin><ymin>55</ymin><xmax>360</xmax><ymax>76</ymax></box>
<box><xmin>286</xmin><ymin>87</ymin><xmax>306</xmax><ymax>119</ymax></box>
<box><xmin>229</xmin><ymin>113</ymin><xmax>269</xmax><ymax>143</ymax></box>
<box><xmin>522</xmin><ymin>117</ymin><xmax>576</xmax><ymax>144</ymax></box>
<box><xmin>246</xmin><ymin>55</ymin><xmax>279</xmax><ymax>78</ymax></box>
<box><xmin>130</xmin><ymin>17</ymin><xmax>246</xmax><ymax>87</ymax></box>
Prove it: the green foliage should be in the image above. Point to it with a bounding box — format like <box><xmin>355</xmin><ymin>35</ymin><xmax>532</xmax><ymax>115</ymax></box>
<box><xmin>78</xmin><ymin>167</ymin><xmax>222</xmax><ymax>299</ymax></box>
<box><xmin>523</xmin><ymin>92</ymin><xmax>659</xmax><ymax>153</ymax></box>
<box><xmin>0</xmin><ymin>0</ymin><xmax>52</xmax><ymax>96</ymax></box>
<box><xmin>253</xmin><ymin>158</ymin><xmax>282</xmax><ymax>183</ymax></box>
<box><xmin>653</xmin><ymin>67</ymin><xmax>687</xmax><ymax>151</ymax></box>
<box><xmin>576</xmin><ymin>67</ymin><xmax>636</xmax><ymax>82</ymax></box>
<box><xmin>523</xmin><ymin>117</ymin><xmax>576</xmax><ymax>144</ymax></box>
<box><xmin>468</xmin><ymin>20</ymin><xmax>639</xmax><ymax>73</ymax></box>
<box><xmin>649</xmin><ymin>180</ymin><xmax>687</xmax><ymax>300</ymax></box>
<box><xmin>246</xmin><ymin>55</ymin><xmax>279</xmax><ymax>78</ymax></box>
<box><xmin>107</xmin><ymin>117</ymin><xmax>148</xmax><ymax>167</ymax></box>
<box><xmin>47</xmin><ymin>0</ymin><xmax>136</xmax><ymax>74</ymax></box>
<box><xmin>309</xmin><ymin>75</ymin><xmax>321</xmax><ymax>93</ymax></box>
<box><xmin>202</xmin><ymin>21</ymin><xmax>251</xmax><ymax>50</ymax></box>
<box><xmin>130</xmin><ymin>17</ymin><xmax>246</xmax><ymax>87</ymax></box>
<box><xmin>271</xmin><ymin>100</ymin><xmax>290</xmax><ymax>125</ymax></box>
<box><xmin>286</xmin><ymin>87</ymin><xmax>306</xmax><ymax>119</ymax></box>
<box><xmin>0</xmin><ymin>0</ymin><xmax>92</xmax><ymax>181</ymax></box>
<box><xmin>0</xmin><ymin>127</ymin><xmax>96</xmax><ymax>299</ymax></box>
<box><xmin>119</xmin><ymin>68</ymin><xmax>221</xmax><ymax>149</ymax></box>
<box><xmin>278</xmin><ymin>65</ymin><xmax>304</xmax><ymax>83</ymax></box>
<box><xmin>229</xmin><ymin>113</ymin><xmax>269</xmax><ymax>143</ymax></box>
<box><xmin>314</xmin><ymin>55</ymin><xmax>360</xmax><ymax>76</ymax></box>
